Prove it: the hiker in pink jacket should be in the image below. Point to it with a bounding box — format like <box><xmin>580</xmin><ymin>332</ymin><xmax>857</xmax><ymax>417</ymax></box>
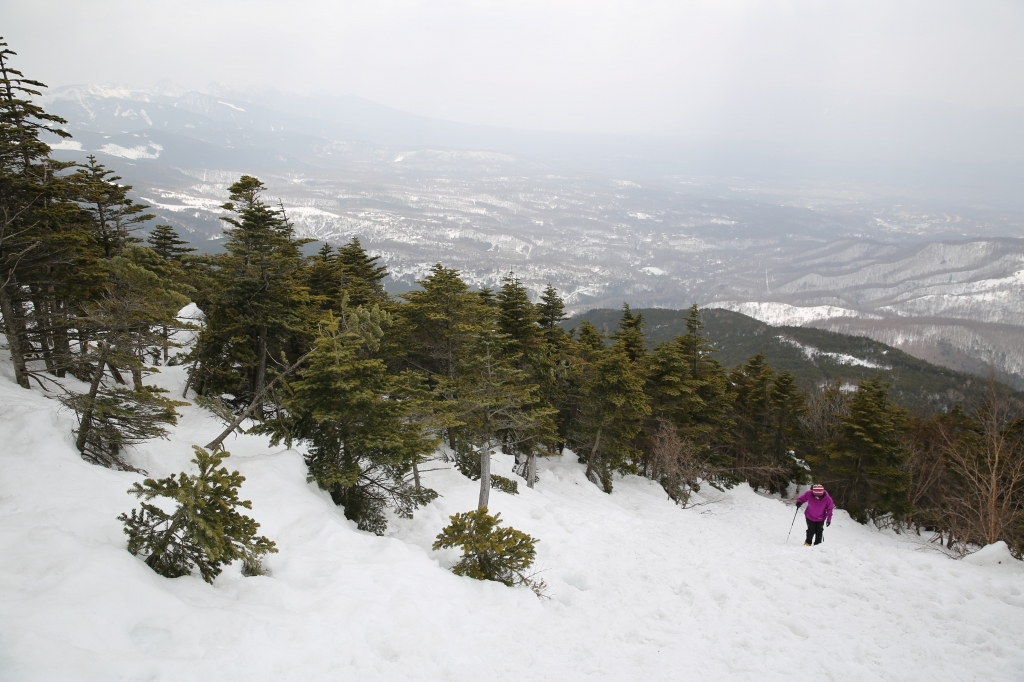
<box><xmin>796</xmin><ymin>484</ymin><xmax>835</xmax><ymax>546</ymax></box>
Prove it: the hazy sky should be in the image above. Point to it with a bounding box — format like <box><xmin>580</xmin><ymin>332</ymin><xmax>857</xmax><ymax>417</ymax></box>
<box><xmin>5</xmin><ymin>0</ymin><xmax>1024</xmax><ymax>135</ymax></box>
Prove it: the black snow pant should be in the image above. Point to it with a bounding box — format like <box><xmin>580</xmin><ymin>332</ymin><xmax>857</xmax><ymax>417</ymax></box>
<box><xmin>805</xmin><ymin>518</ymin><xmax>825</xmax><ymax>545</ymax></box>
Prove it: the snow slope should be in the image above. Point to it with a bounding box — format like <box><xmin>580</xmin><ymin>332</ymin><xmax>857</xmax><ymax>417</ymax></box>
<box><xmin>714</xmin><ymin>301</ymin><xmax>875</xmax><ymax>326</ymax></box>
<box><xmin>1</xmin><ymin>356</ymin><xmax>1022</xmax><ymax>681</ymax></box>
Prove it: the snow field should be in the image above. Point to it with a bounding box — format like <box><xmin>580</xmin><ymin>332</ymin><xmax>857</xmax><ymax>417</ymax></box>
<box><xmin>0</xmin><ymin>357</ymin><xmax>1022</xmax><ymax>681</ymax></box>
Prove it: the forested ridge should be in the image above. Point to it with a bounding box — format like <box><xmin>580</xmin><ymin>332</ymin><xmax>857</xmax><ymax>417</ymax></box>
<box><xmin>573</xmin><ymin>307</ymin><xmax>1006</xmax><ymax>413</ymax></box>
<box><xmin>1</xmin><ymin>39</ymin><xmax>1021</xmax><ymax>590</ymax></box>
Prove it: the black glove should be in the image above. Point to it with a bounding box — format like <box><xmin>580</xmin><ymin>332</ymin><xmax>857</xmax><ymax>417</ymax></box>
<box><xmin>796</xmin><ymin>502</ymin><xmax>803</xmax><ymax>510</ymax></box>
<box><xmin>826</xmin><ymin>520</ymin><xmax>831</xmax><ymax>527</ymax></box>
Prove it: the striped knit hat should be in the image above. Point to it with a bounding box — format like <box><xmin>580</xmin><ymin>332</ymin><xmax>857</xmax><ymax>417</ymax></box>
<box><xmin>811</xmin><ymin>484</ymin><xmax>825</xmax><ymax>496</ymax></box>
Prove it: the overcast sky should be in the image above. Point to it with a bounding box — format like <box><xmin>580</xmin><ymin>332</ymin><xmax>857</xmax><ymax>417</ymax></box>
<box><xmin>5</xmin><ymin>0</ymin><xmax>1024</xmax><ymax>136</ymax></box>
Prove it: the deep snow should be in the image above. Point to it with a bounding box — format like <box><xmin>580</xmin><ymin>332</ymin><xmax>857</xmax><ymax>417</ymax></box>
<box><xmin>1</xmin><ymin>354</ymin><xmax>1022</xmax><ymax>681</ymax></box>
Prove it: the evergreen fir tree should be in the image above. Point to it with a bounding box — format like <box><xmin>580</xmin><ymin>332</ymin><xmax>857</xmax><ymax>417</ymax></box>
<box><xmin>119</xmin><ymin>446</ymin><xmax>278</xmax><ymax>583</ymax></box>
<box><xmin>75</xmin><ymin>155</ymin><xmax>154</xmax><ymax>258</ymax></box>
<box><xmin>399</xmin><ymin>264</ymin><xmax>486</xmax><ymax>381</ymax></box>
<box><xmin>575</xmin><ymin>320</ymin><xmax>606</xmax><ymax>356</ymax></box>
<box><xmin>496</xmin><ymin>273</ymin><xmax>558</xmax><ymax>484</ymax></box>
<box><xmin>764</xmin><ymin>370</ymin><xmax>808</xmax><ymax>492</ymax></box>
<box><xmin>146</xmin><ymin>224</ymin><xmax>195</xmax><ymax>261</ymax></box>
<box><xmin>476</xmin><ymin>286</ymin><xmax>496</xmax><ymax>308</ymax></box>
<box><xmin>641</xmin><ymin>306</ymin><xmax>732</xmax><ymax>485</ymax></box>
<box><xmin>304</xmin><ymin>243</ymin><xmax>342</xmax><ymax>307</ymax></box>
<box><xmin>728</xmin><ymin>354</ymin><xmax>807</xmax><ymax>494</ymax></box>
<box><xmin>0</xmin><ymin>38</ymin><xmax>80</xmax><ymax>388</ymax></box>
<box><xmin>570</xmin><ymin>343</ymin><xmax>650</xmax><ymax>492</ymax></box>
<box><xmin>811</xmin><ymin>378</ymin><xmax>911</xmax><ymax>523</ymax></box>
<box><xmin>190</xmin><ymin>176</ymin><xmax>310</xmax><ymax>413</ymax></box>
<box><xmin>259</xmin><ymin>310</ymin><xmax>439</xmax><ymax>534</ymax></box>
<box><xmin>497</xmin><ymin>272</ymin><xmax>540</xmax><ymax>353</ymax></box>
<box><xmin>126</xmin><ymin>243</ymin><xmax>197</xmax><ymax>364</ymax></box>
<box><xmin>537</xmin><ymin>283</ymin><xmax>568</xmax><ymax>334</ymax></box>
<box><xmin>672</xmin><ymin>304</ymin><xmax>732</xmax><ymax>468</ymax></box>
<box><xmin>335</xmin><ymin>237</ymin><xmax>388</xmax><ymax>307</ymax></box>
<box><xmin>445</xmin><ymin>329</ymin><xmax>557</xmax><ymax>508</ymax></box>
<box><xmin>433</xmin><ymin>507</ymin><xmax>544</xmax><ymax>595</ymax></box>
<box><xmin>63</xmin><ymin>254</ymin><xmax>190</xmax><ymax>469</ymax></box>
<box><xmin>612</xmin><ymin>303</ymin><xmax>647</xmax><ymax>364</ymax></box>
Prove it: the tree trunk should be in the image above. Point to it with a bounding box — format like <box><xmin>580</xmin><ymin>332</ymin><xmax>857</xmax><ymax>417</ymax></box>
<box><xmin>527</xmin><ymin>451</ymin><xmax>536</xmax><ymax>489</ymax></box>
<box><xmin>182</xmin><ymin>357</ymin><xmax>201</xmax><ymax>398</ymax></box>
<box><xmin>412</xmin><ymin>460</ymin><xmax>422</xmax><ymax>491</ymax></box>
<box><xmin>0</xmin><ymin>284</ymin><xmax>30</xmax><ymax>388</ymax></box>
<box><xmin>585</xmin><ymin>426</ymin><xmax>603</xmax><ymax>485</ymax></box>
<box><xmin>145</xmin><ymin>510</ymin><xmax>184</xmax><ymax>569</ymax></box>
<box><xmin>76</xmin><ymin>343</ymin><xmax>110</xmax><ymax>453</ymax></box>
<box><xmin>51</xmin><ymin>295</ymin><xmax>69</xmax><ymax>378</ymax></box>
<box><xmin>107</xmin><ymin>360</ymin><xmax>126</xmax><ymax>385</ymax></box>
<box><xmin>30</xmin><ymin>291</ymin><xmax>56</xmax><ymax>376</ymax></box>
<box><xmin>205</xmin><ymin>349</ymin><xmax>313</xmax><ymax>451</ymax></box>
<box><xmin>132</xmin><ymin>367</ymin><xmax>144</xmax><ymax>390</ymax></box>
<box><xmin>478</xmin><ymin>412</ymin><xmax>492</xmax><ymax>509</ymax></box>
<box><xmin>254</xmin><ymin>326</ymin><xmax>268</xmax><ymax>415</ymax></box>
<box><xmin>478</xmin><ymin>444</ymin><xmax>491</xmax><ymax>510</ymax></box>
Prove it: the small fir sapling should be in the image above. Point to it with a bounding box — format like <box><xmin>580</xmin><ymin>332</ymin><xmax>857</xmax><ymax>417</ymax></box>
<box><xmin>433</xmin><ymin>507</ymin><xmax>545</xmax><ymax>596</ymax></box>
<box><xmin>119</xmin><ymin>446</ymin><xmax>277</xmax><ymax>583</ymax></box>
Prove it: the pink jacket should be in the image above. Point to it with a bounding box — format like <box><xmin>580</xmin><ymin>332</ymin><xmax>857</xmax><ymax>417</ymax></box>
<box><xmin>796</xmin><ymin>490</ymin><xmax>835</xmax><ymax>523</ymax></box>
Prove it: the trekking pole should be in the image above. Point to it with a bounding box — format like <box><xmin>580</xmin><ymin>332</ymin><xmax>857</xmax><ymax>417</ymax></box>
<box><xmin>785</xmin><ymin>505</ymin><xmax>800</xmax><ymax>544</ymax></box>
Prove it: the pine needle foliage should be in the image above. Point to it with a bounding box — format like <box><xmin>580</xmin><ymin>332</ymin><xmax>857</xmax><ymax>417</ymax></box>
<box><xmin>146</xmin><ymin>224</ymin><xmax>195</xmax><ymax>261</ymax></box>
<box><xmin>63</xmin><ymin>385</ymin><xmax>186</xmax><ymax>470</ymax></box>
<box><xmin>433</xmin><ymin>507</ymin><xmax>544</xmax><ymax>595</ymax></box>
<box><xmin>190</xmin><ymin>175</ymin><xmax>310</xmax><ymax>411</ymax></box>
<box><xmin>810</xmin><ymin>378</ymin><xmax>911</xmax><ymax>523</ymax></box>
<box><xmin>571</xmin><ymin>342</ymin><xmax>650</xmax><ymax>493</ymax></box>
<box><xmin>259</xmin><ymin>310</ymin><xmax>439</xmax><ymax>535</ymax></box>
<box><xmin>119</xmin><ymin>446</ymin><xmax>277</xmax><ymax>583</ymax></box>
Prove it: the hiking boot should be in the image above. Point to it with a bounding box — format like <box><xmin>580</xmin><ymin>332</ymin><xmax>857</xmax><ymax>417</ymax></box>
<box><xmin>804</xmin><ymin>541</ymin><xmax>812</xmax><ymax>546</ymax></box>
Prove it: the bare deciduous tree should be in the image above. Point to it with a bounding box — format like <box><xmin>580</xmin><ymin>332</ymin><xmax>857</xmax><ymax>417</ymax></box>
<box><xmin>940</xmin><ymin>377</ymin><xmax>1024</xmax><ymax>554</ymax></box>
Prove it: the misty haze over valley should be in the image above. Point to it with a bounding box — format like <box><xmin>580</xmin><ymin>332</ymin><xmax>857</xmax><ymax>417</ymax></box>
<box><xmin>41</xmin><ymin>80</ymin><xmax>1024</xmax><ymax>387</ymax></box>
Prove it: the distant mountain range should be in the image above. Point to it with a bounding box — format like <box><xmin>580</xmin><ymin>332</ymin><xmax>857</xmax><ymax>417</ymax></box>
<box><xmin>38</xmin><ymin>82</ymin><xmax>1024</xmax><ymax>388</ymax></box>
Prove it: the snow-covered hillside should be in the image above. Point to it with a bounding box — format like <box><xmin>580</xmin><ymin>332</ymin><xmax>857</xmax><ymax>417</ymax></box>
<box><xmin>714</xmin><ymin>301</ymin><xmax>875</xmax><ymax>326</ymax></box>
<box><xmin>1</xmin><ymin>356</ymin><xmax>1022</xmax><ymax>681</ymax></box>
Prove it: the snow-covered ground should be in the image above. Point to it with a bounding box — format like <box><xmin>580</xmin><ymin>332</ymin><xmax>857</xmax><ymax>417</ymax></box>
<box><xmin>1</xmin><ymin>354</ymin><xmax>1022</xmax><ymax>681</ymax></box>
